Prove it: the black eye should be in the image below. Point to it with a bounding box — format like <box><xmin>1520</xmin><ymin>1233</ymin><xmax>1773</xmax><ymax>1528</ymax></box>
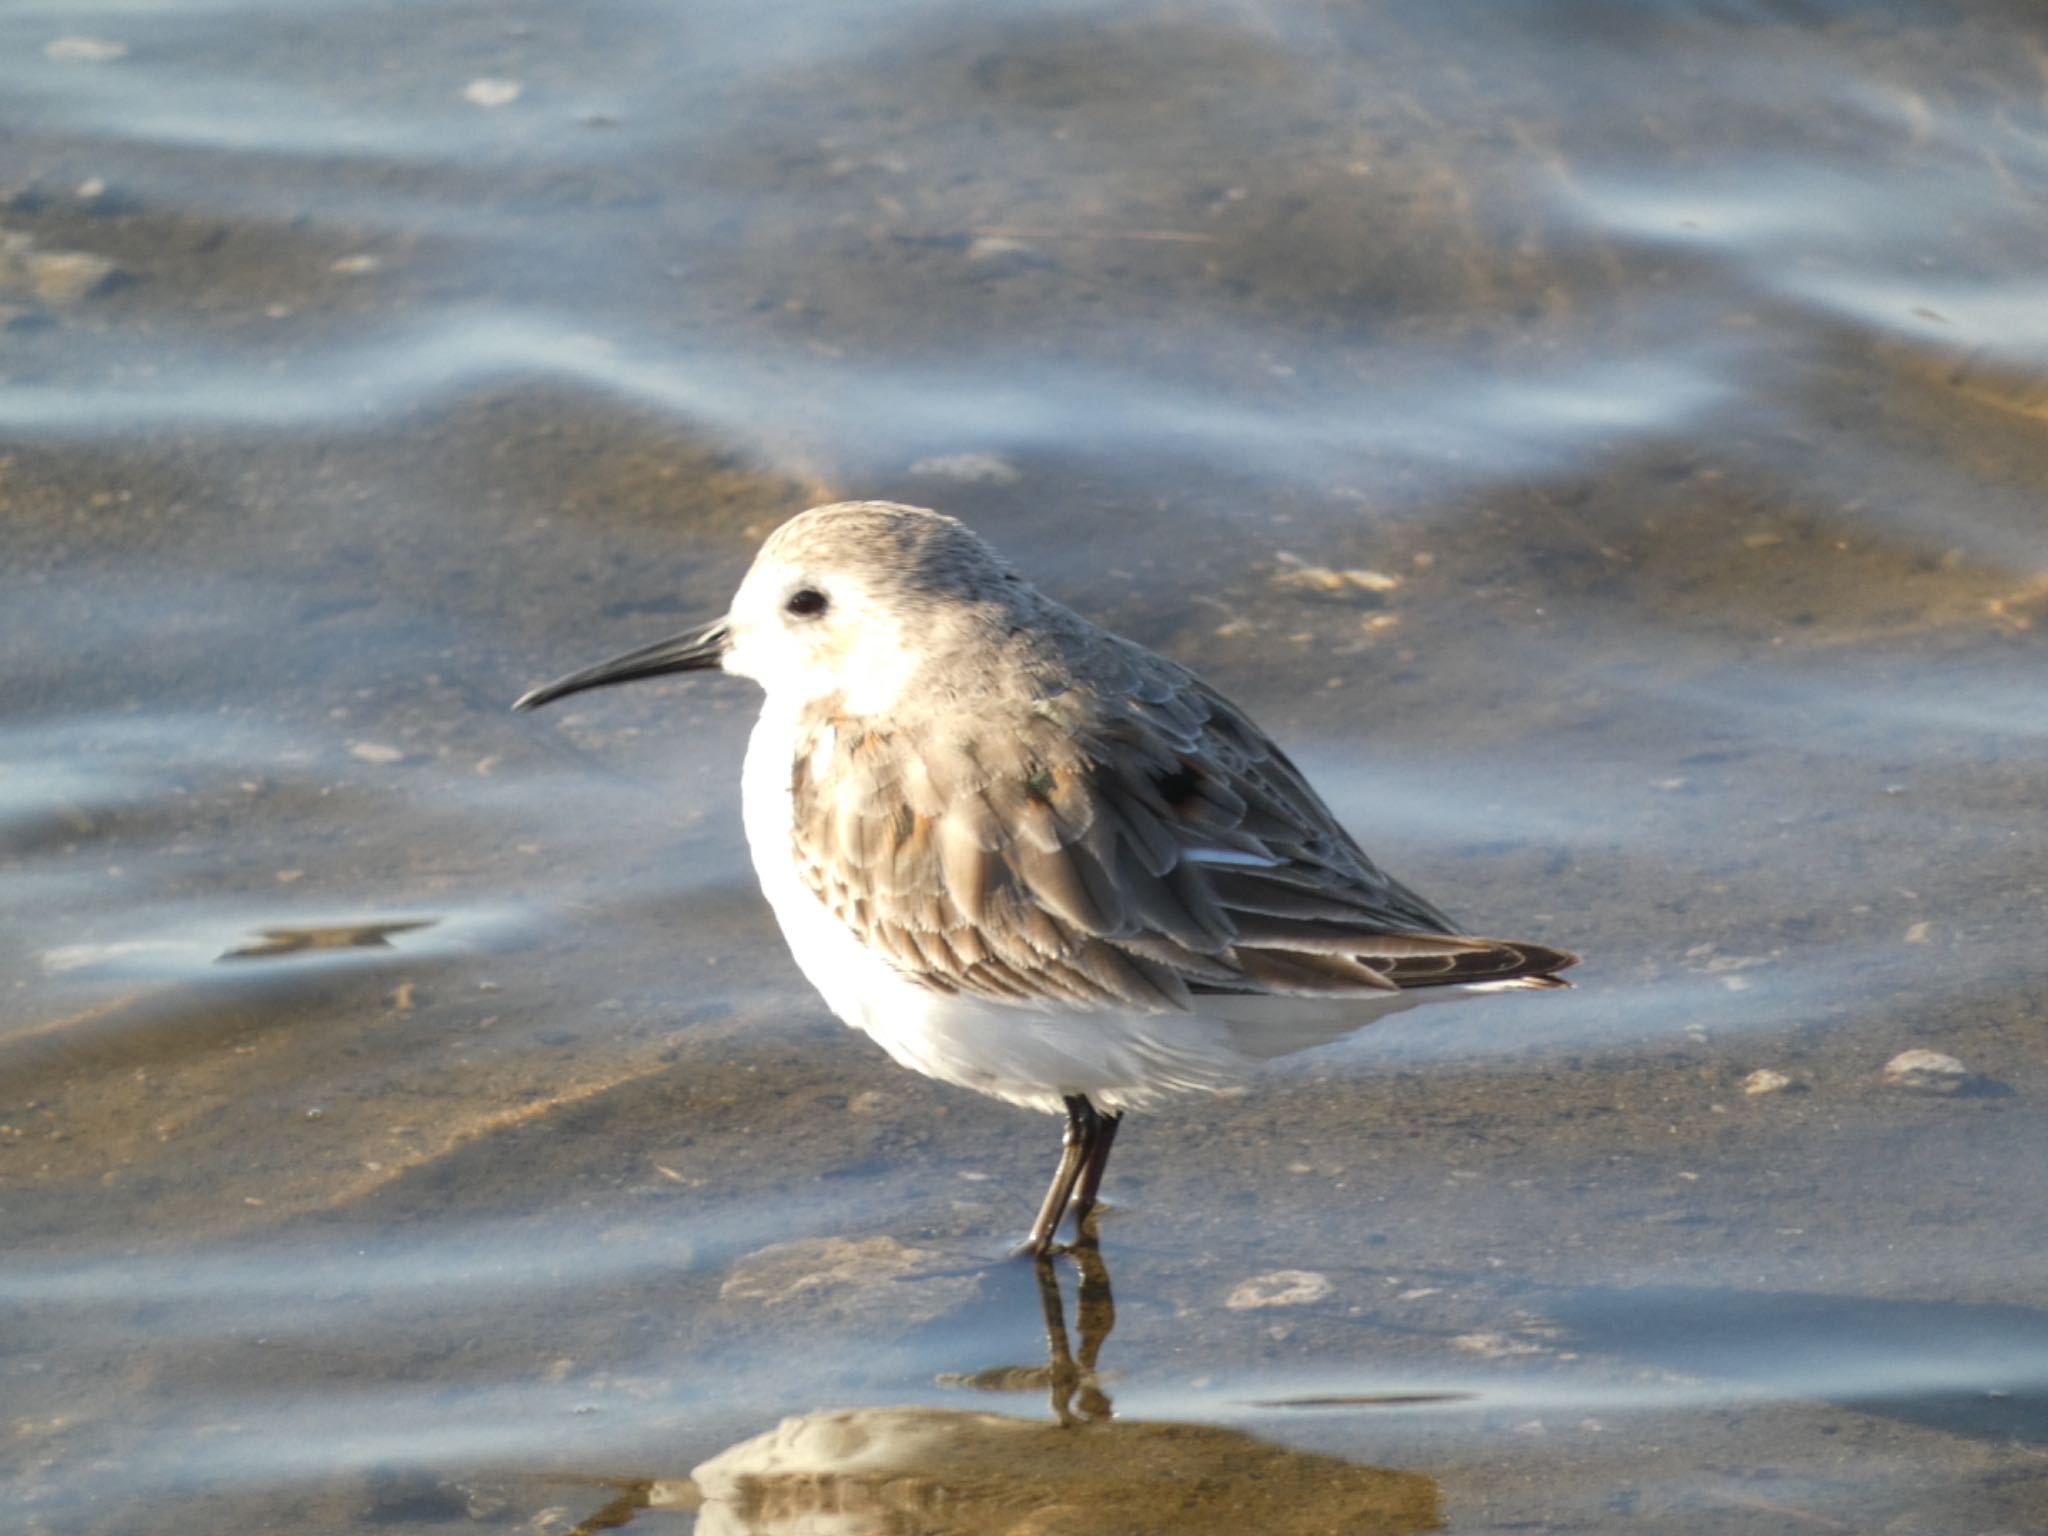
<box><xmin>785</xmin><ymin>587</ymin><xmax>828</xmax><ymax>617</ymax></box>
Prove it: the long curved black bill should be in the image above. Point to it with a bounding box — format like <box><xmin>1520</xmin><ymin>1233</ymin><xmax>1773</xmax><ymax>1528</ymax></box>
<box><xmin>513</xmin><ymin>619</ymin><xmax>731</xmax><ymax>712</ymax></box>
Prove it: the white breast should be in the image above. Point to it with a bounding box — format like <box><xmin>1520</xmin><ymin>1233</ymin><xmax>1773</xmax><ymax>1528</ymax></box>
<box><xmin>740</xmin><ymin>703</ymin><xmax>911</xmax><ymax>1033</ymax></box>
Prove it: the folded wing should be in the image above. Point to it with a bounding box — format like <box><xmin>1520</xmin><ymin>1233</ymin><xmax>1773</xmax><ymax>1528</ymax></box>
<box><xmin>790</xmin><ymin>643</ymin><xmax>1576</xmax><ymax>1013</ymax></box>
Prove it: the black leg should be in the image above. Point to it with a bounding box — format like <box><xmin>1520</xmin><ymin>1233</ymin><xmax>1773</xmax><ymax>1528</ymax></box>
<box><xmin>1066</xmin><ymin>1109</ymin><xmax>1122</xmax><ymax>1235</ymax></box>
<box><xmin>1023</xmin><ymin>1096</ymin><xmax>1101</xmax><ymax>1256</ymax></box>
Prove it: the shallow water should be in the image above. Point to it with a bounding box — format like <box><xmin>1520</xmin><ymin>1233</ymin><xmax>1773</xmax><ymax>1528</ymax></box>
<box><xmin>5</xmin><ymin>0</ymin><xmax>2047</xmax><ymax>1531</ymax></box>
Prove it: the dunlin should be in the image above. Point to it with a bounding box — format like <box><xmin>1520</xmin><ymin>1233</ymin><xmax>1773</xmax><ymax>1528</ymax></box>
<box><xmin>518</xmin><ymin>502</ymin><xmax>1575</xmax><ymax>1253</ymax></box>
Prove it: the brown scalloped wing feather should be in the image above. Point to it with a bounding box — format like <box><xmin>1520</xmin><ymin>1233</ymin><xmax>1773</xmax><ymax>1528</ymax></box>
<box><xmin>787</xmin><ymin>650</ymin><xmax>1577</xmax><ymax>1013</ymax></box>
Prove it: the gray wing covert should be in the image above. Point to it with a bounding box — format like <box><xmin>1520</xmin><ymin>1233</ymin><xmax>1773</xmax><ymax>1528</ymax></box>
<box><xmin>787</xmin><ymin>651</ymin><xmax>1573</xmax><ymax>1012</ymax></box>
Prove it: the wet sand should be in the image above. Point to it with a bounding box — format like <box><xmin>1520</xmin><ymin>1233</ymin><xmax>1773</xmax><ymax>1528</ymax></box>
<box><xmin>6</xmin><ymin>1</ymin><xmax>2048</xmax><ymax>1532</ymax></box>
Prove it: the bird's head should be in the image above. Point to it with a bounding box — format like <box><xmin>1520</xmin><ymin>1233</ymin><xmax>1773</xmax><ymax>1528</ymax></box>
<box><xmin>515</xmin><ymin>501</ymin><xmax>1018</xmax><ymax>718</ymax></box>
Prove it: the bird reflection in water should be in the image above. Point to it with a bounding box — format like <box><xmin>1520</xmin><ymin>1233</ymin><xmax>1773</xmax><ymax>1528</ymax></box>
<box><xmin>556</xmin><ymin>1237</ymin><xmax>1441</xmax><ymax>1535</ymax></box>
<box><xmin>925</xmin><ymin>1233</ymin><xmax>1114</xmax><ymax>1424</ymax></box>
<box><xmin>1039</xmin><ymin>1236</ymin><xmax>1113</xmax><ymax>1427</ymax></box>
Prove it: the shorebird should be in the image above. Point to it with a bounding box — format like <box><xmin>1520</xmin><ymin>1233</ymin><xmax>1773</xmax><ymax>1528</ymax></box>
<box><xmin>517</xmin><ymin>502</ymin><xmax>1575</xmax><ymax>1253</ymax></box>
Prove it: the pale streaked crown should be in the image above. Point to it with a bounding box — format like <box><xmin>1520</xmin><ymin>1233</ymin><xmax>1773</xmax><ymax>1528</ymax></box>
<box><xmin>721</xmin><ymin>501</ymin><xmax>1033</xmax><ymax>715</ymax></box>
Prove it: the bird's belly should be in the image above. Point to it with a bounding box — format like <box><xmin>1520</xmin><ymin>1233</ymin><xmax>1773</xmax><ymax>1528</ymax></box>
<box><xmin>745</xmin><ymin>837</ymin><xmax>1244</xmax><ymax>1113</ymax></box>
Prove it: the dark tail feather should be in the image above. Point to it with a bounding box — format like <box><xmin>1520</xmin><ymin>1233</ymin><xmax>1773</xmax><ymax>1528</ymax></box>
<box><xmin>1369</xmin><ymin>937</ymin><xmax>1579</xmax><ymax>991</ymax></box>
